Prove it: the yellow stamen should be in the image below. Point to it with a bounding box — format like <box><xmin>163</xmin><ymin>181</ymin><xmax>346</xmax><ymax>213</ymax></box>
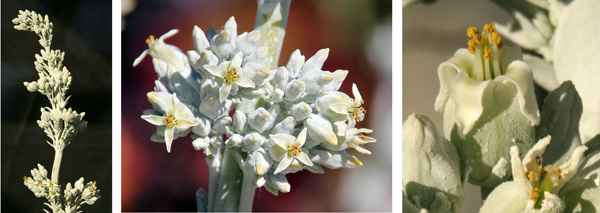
<box><xmin>145</xmin><ymin>35</ymin><xmax>156</xmax><ymax>44</ymax></box>
<box><xmin>484</xmin><ymin>47</ymin><xmax>491</xmax><ymax>60</ymax></box>
<box><xmin>223</xmin><ymin>67</ymin><xmax>240</xmax><ymax>84</ymax></box>
<box><xmin>529</xmin><ymin>188</ymin><xmax>539</xmax><ymax>200</ymax></box>
<box><xmin>467</xmin><ymin>27</ymin><xmax>479</xmax><ymax>38</ymax></box>
<box><xmin>163</xmin><ymin>115</ymin><xmax>176</xmax><ymax>128</ymax></box>
<box><xmin>49</xmin><ymin>182</ymin><xmax>53</xmax><ymax>187</ymax></box>
<box><xmin>93</xmin><ymin>181</ymin><xmax>97</xmax><ymax>185</ymax></box>
<box><xmin>289</xmin><ymin>144</ymin><xmax>302</xmax><ymax>156</ymax></box>
<box><xmin>37</xmin><ymin>180</ymin><xmax>42</xmax><ymax>184</ymax></box>
<box><xmin>483</xmin><ymin>23</ymin><xmax>496</xmax><ymax>33</ymax></box>
<box><xmin>23</xmin><ymin>176</ymin><xmax>28</xmax><ymax>181</ymax></box>
<box><xmin>51</xmin><ymin>190</ymin><xmax>56</xmax><ymax>195</ymax></box>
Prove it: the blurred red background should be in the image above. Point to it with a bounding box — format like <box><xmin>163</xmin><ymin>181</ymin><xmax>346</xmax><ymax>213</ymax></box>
<box><xmin>121</xmin><ymin>0</ymin><xmax>391</xmax><ymax>211</ymax></box>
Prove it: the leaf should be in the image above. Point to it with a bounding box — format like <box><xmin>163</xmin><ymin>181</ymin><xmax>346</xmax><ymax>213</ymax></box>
<box><xmin>536</xmin><ymin>81</ymin><xmax>583</xmax><ymax>166</ymax></box>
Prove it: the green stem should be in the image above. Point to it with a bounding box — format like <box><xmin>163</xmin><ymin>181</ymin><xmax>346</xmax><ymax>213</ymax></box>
<box><xmin>238</xmin><ymin>166</ymin><xmax>256</xmax><ymax>212</ymax></box>
<box><xmin>254</xmin><ymin>0</ymin><xmax>291</xmax><ymax>69</ymax></box>
<box><xmin>206</xmin><ymin>146</ymin><xmax>222</xmax><ymax>212</ymax></box>
<box><xmin>210</xmin><ymin>148</ymin><xmax>244</xmax><ymax>212</ymax></box>
<box><xmin>51</xmin><ymin>147</ymin><xmax>63</xmax><ymax>184</ymax></box>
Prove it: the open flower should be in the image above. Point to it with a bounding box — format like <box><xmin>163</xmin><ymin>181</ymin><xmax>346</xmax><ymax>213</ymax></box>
<box><xmin>141</xmin><ymin>93</ymin><xmax>198</xmax><ymax>153</ymax></box>
<box><xmin>434</xmin><ymin>23</ymin><xmax>539</xmax><ymax>187</ymax></box>
<box><xmin>133</xmin><ymin>29</ymin><xmax>191</xmax><ymax>78</ymax></box>
<box><xmin>330</xmin><ymin>83</ymin><xmax>367</xmax><ymax>127</ymax></box>
<box><xmin>269</xmin><ymin>128</ymin><xmax>313</xmax><ymax>174</ymax></box>
<box><xmin>481</xmin><ymin>136</ymin><xmax>587</xmax><ymax>212</ymax></box>
<box><xmin>203</xmin><ymin>52</ymin><xmax>255</xmax><ymax>102</ymax></box>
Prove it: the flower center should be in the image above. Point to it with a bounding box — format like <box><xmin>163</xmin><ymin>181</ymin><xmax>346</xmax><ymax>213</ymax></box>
<box><xmin>349</xmin><ymin>101</ymin><xmax>366</xmax><ymax>123</ymax></box>
<box><xmin>163</xmin><ymin>115</ymin><xmax>177</xmax><ymax>128</ymax></box>
<box><xmin>358</xmin><ymin>134</ymin><xmax>366</xmax><ymax>140</ymax></box>
<box><xmin>526</xmin><ymin>155</ymin><xmax>562</xmax><ymax>209</ymax></box>
<box><xmin>466</xmin><ymin>23</ymin><xmax>504</xmax><ymax>80</ymax></box>
<box><xmin>289</xmin><ymin>143</ymin><xmax>301</xmax><ymax>156</ymax></box>
<box><xmin>146</xmin><ymin>35</ymin><xmax>156</xmax><ymax>46</ymax></box>
<box><xmin>224</xmin><ymin>67</ymin><xmax>240</xmax><ymax>84</ymax></box>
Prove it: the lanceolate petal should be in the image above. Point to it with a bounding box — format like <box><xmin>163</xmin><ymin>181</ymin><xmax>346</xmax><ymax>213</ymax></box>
<box><xmin>230</xmin><ymin>52</ymin><xmax>243</xmax><ymax>69</ymax></box>
<box><xmin>270</xmin><ymin>134</ymin><xmax>292</xmax><ymax>148</ymax></box>
<box><xmin>175</xmin><ymin>119</ymin><xmax>197</xmax><ymax>129</ymax></box>
<box><xmin>295</xmin><ymin>152</ymin><xmax>313</xmax><ymax>166</ymax></box>
<box><xmin>352</xmin><ymin>83</ymin><xmax>363</xmax><ymax>104</ymax></box>
<box><xmin>274</xmin><ymin>155</ymin><xmax>293</xmax><ymax>174</ymax></box>
<box><xmin>203</xmin><ymin>65</ymin><xmax>225</xmax><ymax>78</ymax></box>
<box><xmin>235</xmin><ymin>77</ymin><xmax>255</xmax><ymax>88</ymax></box>
<box><xmin>141</xmin><ymin>115</ymin><xmax>166</xmax><ymax>126</ymax></box>
<box><xmin>219</xmin><ymin>83</ymin><xmax>232</xmax><ymax>102</ymax></box>
<box><xmin>133</xmin><ymin>50</ymin><xmax>148</xmax><ymax>67</ymax></box>
<box><xmin>295</xmin><ymin>128</ymin><xmax>308</xmax><ymax>147</ymax></box>
<box><xmin>165</xmin><ymin>126</ymin><xmax>175</xmax><ymax>153</ymax></box>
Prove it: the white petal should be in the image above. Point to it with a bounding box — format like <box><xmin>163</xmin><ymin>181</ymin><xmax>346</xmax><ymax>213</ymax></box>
<box><xmin>302</xmin><ymin>48</ymin><xmax>329</xmax><ymax>73</ymax></box>
<box><xmin>329</xmin><ymin>103</ymin><xmax>350</xmax><ymax>114</ymax></box>
<box><xmin>164</xmin><ymin>127</ymin><xmax>175</xmax><ymax>153</ymax></box>
<box><xmin>159</xmin><ymin>29</ymin><xmax>179</xmax><ymax>42</ymax></box>
<box><xmin>270</xmin><ymin>134</ymin><xmax>293</xmax><ymax>148</ymax></box>
<box><xmin>449</xmin><ymin>72</ymin><xmax>490</xmax><ymax>136</ymax></box>
<box><xmin>555</xmin><ymin>145</ymin><xmax>587</xmax><ymax>193</ymax></box>
<box><xmin>509</xmin><ymin>146</ymin><xmax>527</xmax><ymax>182</ymax></box>
<box><xmin>203</xmin><ymin>65</ymin><xmax>225</xmax><ymax>78</ymax></box>
<box><xmin>274</xmin><ymin>155</ymin><xmax>293</xmax><ymax>174</ymax></box>
<box><xmin>234</xmin><ymin>77</ymin><xmax>255</xmax><ymax>88</ymax></box>
<box><xmin>167</xmin><ymin>94</ymin><xmax>177</xmax><ymax>116</ymax></box>
<box><xmin>295</xmin><ymin>128</ymin><xmax>308</xmax><ymax>147</ymax></box>
<box><xmin>141</xmin><ymin>115</ymin><xmax>166</xmax><ymax>126</ymax></box>
<box><xmin>522</xmin><ymin>136</ymin><xmax>551</xmax><ymax>174</ymax></box>
<box><xmin>497</xmin><ymin>60</ymin><xmax>540</xmax><ymax>126</ymax></box>
<box><xmin>231</xmin><ymin>52</ymin><xmax>243</xmax><ymax>69</ymax></box>
<box><xmin>192</xmin><ymin>26</ymin><xmax>210</xmax><ymax>52</ymax></box>
<box><xmin>133</xmin><ymin>49</ymin><xmax>148</xmax><ymax>67</ymax></box>
<box><xmin>175</xmin><ymin>119</ymin><xmax>197</xmax><ymax>129</ymax></box>
<box><xmin>295</xmin><ymin>152</ymin><xmax>313</xmax><ymax>166</ymax></box>
<box><xmin>219</xmin><ymin>83</ymin><xmax>232</xmax><ymax>103</ymax></box>
<box><xmin>269</xmin><ymin>143</ymin><xmax>288</xmax><ymax>162</ymax></box>
<box><xmin>352</xmin><ymin>83</ymin><xmax>363</xmax><ymax>104</ymax></box>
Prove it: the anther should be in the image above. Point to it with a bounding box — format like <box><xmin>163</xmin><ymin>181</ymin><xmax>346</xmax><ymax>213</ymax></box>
<box><xmin>483</xmin><ymin>23</ymin><xmax>496</xmax><ymax>33</ymax></box>
<box><xmin>145</xmin><ymin>35</ymin><xmax>156</xmax><ymax>44</ymax></box>
<box><xmin>529</xmin><ymin>188</ymin><xmax>539</xmax><ymax>200</ymax></box>
<box><xmin>467</xmin><ymin>27</ymin><xmax>479</xmax><ymax>38</ymax></box>
<box><xmin>484</xmin><ymin>47</ymin><xmax>491</xmax><ymax>60</ymax></box>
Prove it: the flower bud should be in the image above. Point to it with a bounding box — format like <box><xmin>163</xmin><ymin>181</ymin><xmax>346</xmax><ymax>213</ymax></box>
<box><xmin>290</xmin><ymin>102</ymin><xmax>312</xmax><ymax>121</ymax></box>
<box><xmin>192</xmin><ymin>136</ymin><xmax>210</xmax><ymax>150</ymax></box>
<box><xmin>225</xmin><ymin>134</ymin><xmax>243</xmax><ymax>147</ymax></box>
<box><xmin>272</xmin><ymin>67</ymin><xmax>288</xmax><ymax>88</ymax></box>
<box><xmin>243</xmin><ymin>132</ymin><xmax>264</xmax><ymax>151</ymax></box>
<box><xmin>402</xmin><ymin>114</ymin><xmax>463</xmax><ymax>212</ymax></box>
<box><xmin>284</xmin><ymin>79</ymin><xmax>305</xmax><ymax>101</ymax></box>
<box><xmin>199</xmin><ymin>95</ymin><xmax>221</xmax><ymax>120</ymax></box>
<box><xmin>271</xmin><ymin>116</ymin><xmax>295</xmax><ymax>135</ymax></box>
<box><xmin>232</xmin><ymin>110</ymin><xmax>246</xmax><ymax>132</ymax></box>
<box><xmin>248</xmin><ymin>107</ymin><xmax>274</xmax><ymax>133</ymax></box>
<box><xmin>286</xmin><ymin>49</ymin><xmax>304</xmax><ymax>78</ymax></box>
<box><xmin>306</xmin><ymin>114</ymin><xmax>337</xmax><ymax>146</ymax></box>
<box><xmin>193</xmin><ymin>25</ymin><xmax>210</xmax><ymax>53</ymax></box>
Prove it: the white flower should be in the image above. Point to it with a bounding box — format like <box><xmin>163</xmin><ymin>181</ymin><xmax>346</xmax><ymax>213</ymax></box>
<box><xmin>203</xmin><ymin>52</ymin><xmax>256</xmax><ymax>102</ymax></box>
<box><xmin>481</xmin><ymin>136</ymin><xmax>587</xmax><ymax>212</ymax></box>
<box><xmin>330</xmin><ymin>83</ymin><xmax>367</xmax><ymax>127</ymax></box>
<box><xmin>141</xmin><ymin>93</ymin><xmax>198</xmax><ymax>153</ymax></box>
<box><xmin>269</xmin><ymin>128</ymin><xmax>313</xmax><ymax>174</ymax></box>
<box><xmin>133</xmin><ymin>29</ymin><xmax>191</xmax><ymax>78</ymax></box>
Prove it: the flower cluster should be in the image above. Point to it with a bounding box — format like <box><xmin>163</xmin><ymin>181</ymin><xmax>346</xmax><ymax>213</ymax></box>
<box><xmin>23</xmin><ymin>165</ymin><xmax>100</xmax><ymax>213</ymax></box>
<box><xmin>14</xmin><ymin>10</ymin><xmax>99</xmax><ymax>213</ymax></box>
<box><xmin>136</xmin><ymin>16</ymin><xmax>375</xmax><ymax>194</ymax></box>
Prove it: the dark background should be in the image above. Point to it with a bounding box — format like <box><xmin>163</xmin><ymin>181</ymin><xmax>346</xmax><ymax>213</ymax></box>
<box><xmin>122</xmin><ymin>0</ymin><xmax>392</xmax><ymax>212</ymax></box>
<box><xmin>1</xmin><ymin>0</ymin><xmax>112</xmax><ymax>212</ymax></box>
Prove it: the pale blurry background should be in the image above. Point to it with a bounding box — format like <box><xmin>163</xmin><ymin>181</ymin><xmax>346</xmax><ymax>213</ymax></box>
<box><xmin>403</xmin><ymin>0</ymin><xmax>512</xmax><ymax>212</ymax></box>
<box><xmin>122</xmin><ymin>0</ymin><xmax>391</xmax><ymax>211</ymax></box>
